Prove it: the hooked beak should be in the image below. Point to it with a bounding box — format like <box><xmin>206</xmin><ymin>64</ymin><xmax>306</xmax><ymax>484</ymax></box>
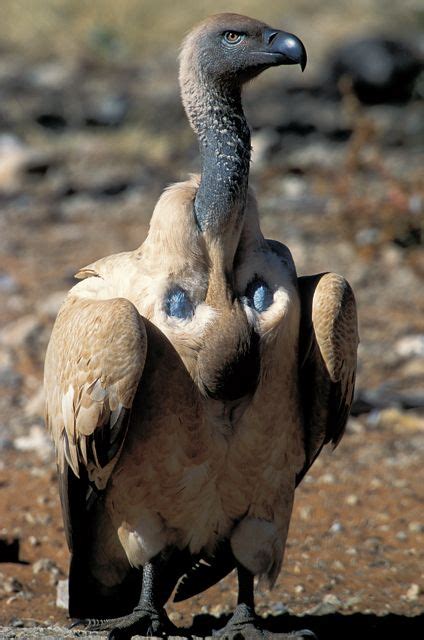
<box><xmin>258</xmin><ymin>28</ymin><xmax>307</xmax><ymax>72</ymax></box>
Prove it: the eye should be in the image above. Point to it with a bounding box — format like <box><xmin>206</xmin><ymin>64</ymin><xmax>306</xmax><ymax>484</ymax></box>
<box><xmin>165</xmin><ymin>286</ymin><xmax>194</xmax><ymax>320</ymax></box>
<box><xmin>223</xmin><ymin>31</ymin><xmax>245</xmax><ymax>45</ymax></box>
<box><xmin>244</xmin><ymin>278</ymin><xmax>273</xmax><ymax>313</ymax></box>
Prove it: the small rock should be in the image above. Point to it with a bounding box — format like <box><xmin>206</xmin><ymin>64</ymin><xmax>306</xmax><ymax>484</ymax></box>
<box><xmin>329</xmin><ymin>521</ymin><xmax>343</xmax><ymax>534</ymax></box>
<box><xmin>56</xmin><ymin>579</ymin><xmax>69</xmax><ymax>610</ymax></box>
<box><xmin>344</xmin><ymin>595</ymin><xmax>362</xmax><ymax>608</ymax></box>
<box><xmin>10</xmin><ymin>618</ymin><xmax>25</xmax><ymax>628</ymax></box>
<box><xmin>306</xmin><ymin>595</ymin><xmax>341</xmax><ymax>615</ymax></box>
<box><xmin>395</xmin><ymin>334</ymin><xmax>424</xmax><ymax>359</ymax></box>
<box><xmin>37</xmin><ymin>291</ymin><xmax>66</xmax><ymax>318</ymax></box>
<box><xmin>322</xmin><ymin>594</ymin><xmax>342</xmax><ymax>607</ymax></box>
<box><xmin>0</xmin><ymin>272</ymin><xmax>19</xmax><ymax>294</ymax></box>
<box><xmin>377</xmin><ymin>407</ymin><xmax>424</xmax><ymax>433</ymax></box>
<box><xmin>0</xmin><ymin>366</ymin><xmax>22</xmax><ymax>391</ymax></box>
<box><xmin>28</xmin><ymin>536</ymin><xmax>40</xmax><ymax>547</ymax></box>
<box><xmin>3</xmin><ymin>577</ymin><xmax>24</xmax><ymax>594</ymax></box>
<box><xmin>251</xmin><ymin>128</ymin><xmax>280</xmax><ymax>168</ymax></box>
<box><xmin>0</xmin><ymin>424</ymin><xmax>14</xmax><ymax>451</ymax></box>
<box><xmin>0</xmin><ymin>315</ymin><xmax>41</xmax><ymax>349</ymax></box>
<box><xmin>33</xmin><ymin>558</ymin><xmax>59</xmax><ymax>575</ymax></box>
<box><xmin>0</xmin><ymin>136</ymin><xmax>31</xmax><ymax>193</ymax></box>
<box><xmin>346</xmin><ymin>494</ymin><xmax>359</xmax><ymax>506</ymax></box>
<box><xmin>355</xmin><ymin>227</ymin><xmax>381</xmax><ymax>247</ymax></box>
<box><xmin>396</xmin><ymin>531</ymin><xmax>408</xmax><ymax>541</ymax></box>
<box><xmin>14</xmin><ymin>426</ymin><xmax>53</xmax><ymax>460</ymax></box>
<box><xmin>24</xmin><ymin>389</ymin><xmax>45</xmax><ymax>419</ymax></box>
<box><xmin>280</xmin><ymin>176</ymin><xmax>307</xmax><ymax>199</ymax></box>
<box><xmin>320</xmin><ymin>473</ymin><xmax>335</xmax><ymax>484</ymax></box>
<box><xmin>270</xmin><ymin>601</ymin><xmax>289</xmax><ymax>615</ymax></box>
<box><xmin>287</xmin><ymin>142</ymin><xmax>344</xmax><ymax>171</ymax></box>
<box><xmin>405</xmin><ymin>584</ymin><xmax>421</xmax><ymax>601</ymax></box>
<box><xmin>299</xmin><ymin>506</ymin><xmax>312</xmax><ymax>520</ymax></box>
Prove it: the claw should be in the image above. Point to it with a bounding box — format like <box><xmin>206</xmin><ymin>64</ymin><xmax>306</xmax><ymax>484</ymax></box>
<box><xmin>68</xmin><ymin>618</ymin><xmax>84</xmax><ymax>630</ymax></box>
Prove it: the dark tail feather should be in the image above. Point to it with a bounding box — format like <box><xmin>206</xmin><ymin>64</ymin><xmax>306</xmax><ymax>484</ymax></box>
<box><xmin>60</xmin><ymin>463</ymin><xmax>141</xmax><ymax>618</ymax></box>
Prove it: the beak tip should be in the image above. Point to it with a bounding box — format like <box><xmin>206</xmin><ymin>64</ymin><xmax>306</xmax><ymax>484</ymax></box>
<box><xmin>269</xmin><ymin>30</ymin><xmax>307</xmax><ymax>72</ymax></box>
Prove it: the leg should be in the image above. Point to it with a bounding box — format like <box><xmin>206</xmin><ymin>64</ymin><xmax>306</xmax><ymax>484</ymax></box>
<box><xmin>214</xmin><ymin>564</ymin><xmax>317</xmax><ymax>640</ymax></box>
<box><xmin>73</xmin><ymin>553</ymin><xmax>177</xmax><ymax>639</ymax></box>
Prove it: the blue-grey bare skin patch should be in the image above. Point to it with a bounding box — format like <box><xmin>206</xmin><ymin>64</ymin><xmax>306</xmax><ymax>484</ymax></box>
<box><xmin>165</xmin><ymin>286</ymin><xmax>194</xmax><ymax>319</ymax></box>
<box><xmin>244</xmin><ymin>278</ymin><xmax>273</xmax><ymax>312</ymax></box>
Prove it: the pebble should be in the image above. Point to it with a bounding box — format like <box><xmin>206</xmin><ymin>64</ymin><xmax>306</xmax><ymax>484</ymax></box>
<box><xmin>0</xmin><ymin>315</ymin><xmax>41</xmax><ymax>349</ymax></box>
<box><xmin>405</xmin><ymin>584</ymin><xmax>421</xmax><ymax>601</ymax></box>
<box><xmin>37</xmin><ymin>291</ymin><xmax>67</xmax><ymax>318</ymax></box>
<box><xmin>344</xmin><ymin>595</ymin><xmax>362</xmax><ymax>608</ymax></box>
<box><xmin>269</xmin><ymin>601</ymin><xmax>289</xmax><ymax>615</ymax></box>
<box><xmin>306</xmin><ymin>594</ymin><xmax>341</xmax><ymax>615</ymax></box>
<box><xmin>299</xmin><ymin>506</ymin><xmax>312</xmax><ymax>520</ymax></box>
<box><xmin>2</xmin><ymin>577</ymin><xmax>24</xmax><ymax>594</ymax></box>
<box><xmin>0</xmin><ymin>135</ymin><xmax>33</xmax><ymax>193</ymax></box>
<box><xmin>320</xmin><ymin>473</ymin><xmax>335</xmax><ymax>484</ymax></box>
<box><xmin>346</xmin><ymin>547</ymin><xmax>357</xmax><ymax>556</ymax></box>
<box><xmin>56</xmin><ymin>579</ymin><xmax>68</xmax><ymax>610</ymax></box>
<box><xmin>24</xmin><ymin>389</ymin><xmax>45</xmax><ymax>419</ymax></box>
<box><xmin>0</xmin><ymin>272</ymin><xmax>19</xmax><ymax>294</ymax></box>
<box><xmin>395</xmin><ymin>334</ymin><xmax>424</xmax><ymax>359</ymax></box>
<box><xmin>0</xmin><ymin>367</ymin><xmax>22</xmax><ymax>391</ymax></box>
<box><xmin>396</xmin><ymin>531</ymin><xmax>408</xmax><ymax>541</ymax></box>
<box><xmin>32</xmin><ymin>558</ymin><xmax>58</xmax><ymax>574</ymax></box>
<box><xmin>377</xmin><ymin>408</ymin><xmax>424</xmax><ymax>433</ymax></box>
<box><xmin>329</xmin><ymin>521</ymin><xmax>343</xmax><ymax>534</ymax></box>
<box><xmin>14</xmin><ymin>426</ymin><xmax>53</xmax><ymax>460</ymax></box>
<box><xmin>322</xmin><ymin>594</ymin><xmax>342</xmax><ymax>606</ymax></box>
<box><xmin>287</xmin><ymin>142</ymin><xmax>345</xmax><ymax>171</ymax></box>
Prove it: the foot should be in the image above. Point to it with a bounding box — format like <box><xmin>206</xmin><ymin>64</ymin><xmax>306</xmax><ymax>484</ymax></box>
<box><xmin>72</xmin><ymin>605</ymin><xmax>176</xmax><ymax>639</ymax></box>
<box><xmin>213</xmin><ymin>604</ymin><xmax>317</xmax><ymax>640</ymax></box>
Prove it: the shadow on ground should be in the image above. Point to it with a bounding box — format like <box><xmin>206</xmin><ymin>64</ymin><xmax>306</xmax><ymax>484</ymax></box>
<box><xmin>190</xmin><ymin>612</ymin><xmax>424</xmax><ymax>639</ymax></box>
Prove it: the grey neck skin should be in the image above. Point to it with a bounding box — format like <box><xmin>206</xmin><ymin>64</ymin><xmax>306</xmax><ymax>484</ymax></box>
<box><xmin>182</xmin><ymin>76</ymin><xmax>251</xmax><ymax>233</ymax></box>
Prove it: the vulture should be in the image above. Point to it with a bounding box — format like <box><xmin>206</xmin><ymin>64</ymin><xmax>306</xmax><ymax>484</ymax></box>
<box><xmin>44</xmin><ymin>13</ymin><xmax>358</xmax><ymax>640</ymax></box>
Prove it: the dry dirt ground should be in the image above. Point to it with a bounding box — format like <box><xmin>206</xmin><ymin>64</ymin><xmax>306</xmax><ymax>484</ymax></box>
<box><xmin>0</xmin><ymin>5</ymin><xmax>423</xmax><ymax>638</ymax></box>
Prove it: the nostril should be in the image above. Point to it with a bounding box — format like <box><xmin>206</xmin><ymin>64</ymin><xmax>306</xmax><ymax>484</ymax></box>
<box><xmin>266</xmin><ymin>30</ymin><xmax>279</xmax><ymax>45</ymax></box>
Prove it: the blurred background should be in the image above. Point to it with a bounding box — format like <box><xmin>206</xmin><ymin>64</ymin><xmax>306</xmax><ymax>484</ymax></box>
<box><xmin>0</xmin><ymin>0</ymin><xmax>423</xmax><ymax>634</ymax></box>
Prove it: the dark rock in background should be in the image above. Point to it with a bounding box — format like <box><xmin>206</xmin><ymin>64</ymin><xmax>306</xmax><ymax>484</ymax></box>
<box><xmin>326</xmin><ymin>36</ymin><xmax>423</xmax><ymax>104</ymax></box>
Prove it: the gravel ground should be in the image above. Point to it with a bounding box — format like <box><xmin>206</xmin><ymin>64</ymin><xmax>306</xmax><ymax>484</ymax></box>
<box><xmin>0</xmin><ymin>7</ymin><xmax>423</xmax><ymax>638</ymax></box>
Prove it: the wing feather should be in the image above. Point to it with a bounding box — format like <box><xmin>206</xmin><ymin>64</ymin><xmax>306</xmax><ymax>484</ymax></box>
<box><xmin>44</xmin><ymin>295</ymin><xmax>147</xmax><ymax>490</ymax></box>
<box><xmin>297</xmin><ymin>272</ymin><xmax>359</xmax><ymax>484</ymax></box>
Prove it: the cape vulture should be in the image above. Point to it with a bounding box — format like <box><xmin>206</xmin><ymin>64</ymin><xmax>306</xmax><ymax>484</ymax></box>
<box><xmin>45</xmin><ymin>13</ymin><xmax>358</xmax><ymax>640</ymax></box>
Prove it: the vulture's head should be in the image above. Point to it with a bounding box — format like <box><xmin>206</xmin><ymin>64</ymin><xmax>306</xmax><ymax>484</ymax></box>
<box><xmin>180</xmin><ymin>13</ymin><xmax>307</xmax><ymax>87</ymax></box>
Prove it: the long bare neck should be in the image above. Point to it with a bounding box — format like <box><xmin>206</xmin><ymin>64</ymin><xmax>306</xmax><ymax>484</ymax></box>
<box><xmin>181</xmin><ymin>72</ymin><xmax>251</xmax><ymax>233</ymax></box>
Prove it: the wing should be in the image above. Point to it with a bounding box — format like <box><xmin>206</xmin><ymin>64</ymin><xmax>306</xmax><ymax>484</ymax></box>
<box><xmin>44</xmin><ymin>294</ymin><xmax>147</xmax><ymax>492</ymax></box>
<box><xmin>296</xmin><ymin>272</ymin><xmax>359</xmax><ymax>484</ymax></box>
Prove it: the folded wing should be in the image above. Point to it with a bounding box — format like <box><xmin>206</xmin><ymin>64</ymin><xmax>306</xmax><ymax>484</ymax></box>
<box><xmin>44</xmin><ymin>295</ymin><xmax>147</xmax><ymax>491</ymax></box>
<box><xmin>297</xmin><ymin>272</ymin><xmax>359</xmax><ymax>484</ymax></box>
